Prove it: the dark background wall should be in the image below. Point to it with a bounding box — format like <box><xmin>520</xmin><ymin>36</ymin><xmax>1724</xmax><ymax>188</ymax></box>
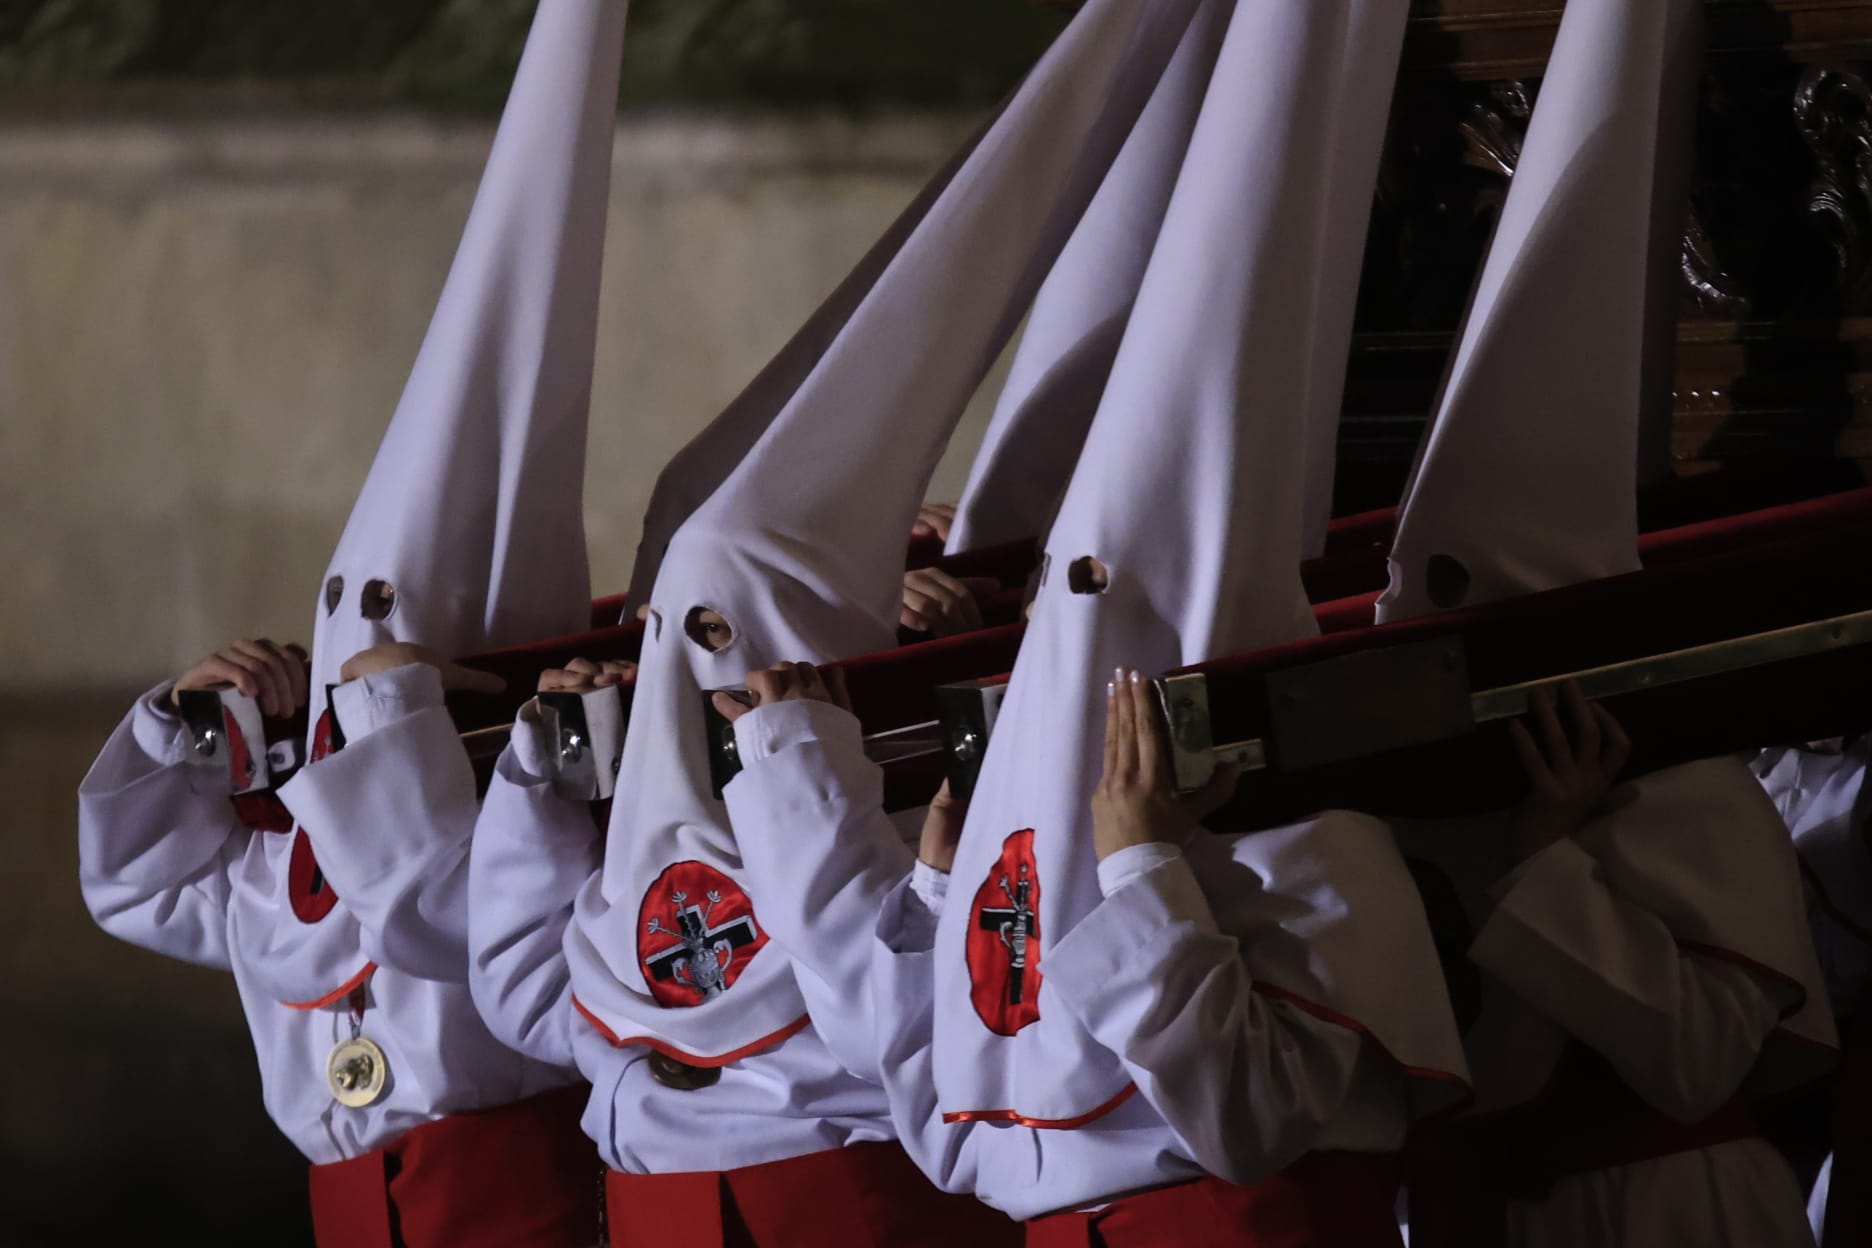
<box><xmin>0</xmin><ymin>0</ymin><xmax>1062</xmax><ymax>109</ymax></box>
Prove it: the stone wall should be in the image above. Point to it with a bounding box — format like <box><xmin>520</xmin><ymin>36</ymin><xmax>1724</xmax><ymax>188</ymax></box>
<box><xmin>0</xmin><ymin>109</ymin><xmax>1000</xmax><ymax>693</ymax></box>
<box><xmin>0</xmin><ymin>107</ymin><xmax>1002</xmax><ymax>1244</ymax></box>
<box><xmin>0</xmin><ymin>0</ymin><xmax>1061</xmax><ymax>109</ymax></box>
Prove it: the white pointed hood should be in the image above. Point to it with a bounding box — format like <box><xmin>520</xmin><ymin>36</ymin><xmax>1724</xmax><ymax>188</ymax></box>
<box><xmin>1375</xmin><ymin>0</ymin><xmax>1834</xmax><ymax>1087</ymax></box>
<box><xmin>564</xmin><ymin>0</ymin><xmax>1212</xmax><ymax>1065</ymax></box>
<box><xmin>623</xmin><ymin>120</ymin><xmax>993</xmax><ymax>606</ymax></box>
<box><xmin>942</xmin><ymin>9</ymin><xmax>1226</xmax><ymax>556</ymax></box>
<box><xmin>308</xmin><ymin>0</ymin><xmax>626</xmax><ymax>713</ymax></box>
<box><xmin>243</xmin><ymin>0</ymin><xmax>626</xmax><ymax>1010</ymax></box>
<box><xmin>1374</xmin><ymin>0</ymin><xmax>1698</xmax><ymax>621</ymax></box>
<box><xmin>931</xmin><ymin>0</ymin><xmax>1444</xmax><ymax>1129</ymax></box>
<box><xmin>946</xmin><ymin>4</ymin><xmax>1397</xmax><ymax>562</ymax></box>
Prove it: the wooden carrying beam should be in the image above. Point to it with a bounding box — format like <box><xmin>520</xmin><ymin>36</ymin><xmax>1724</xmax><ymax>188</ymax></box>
<box><xmin>218</xmin><ymin>489</ymin><xmax>1872</xmax><ymax>822</ymax></box>
<box><xmin>1160</xmin><ymin>504</ymin><xmax>1872</xmax><ymax>826</ymax></box>
<box><xmin>915</xmin><ymin>486</ymin><xmax>1872</xmax><ymax>819</ymax></box>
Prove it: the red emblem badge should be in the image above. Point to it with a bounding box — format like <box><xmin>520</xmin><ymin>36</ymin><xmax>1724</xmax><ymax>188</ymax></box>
<box><xmin>289</xmin><ymin>709</ymin><xmax>341</xmax><ymax>924</ymax></box>
<box><xmin>637</xmin><ymin>861</ymin><xmax>769</xmax><ymax>1008</ymax></box>
<box><xmin>310</xmin><ymin>707</ymin><xmax>337</xmax><ymax>765</ymax></box>
<box><xmin>966</xmin><ymin>829</ymin><xmax>1043</xmax><ymax>1037</ymax></box>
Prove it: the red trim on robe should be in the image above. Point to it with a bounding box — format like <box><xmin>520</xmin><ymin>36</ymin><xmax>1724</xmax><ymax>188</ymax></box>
<box><xmin>571</xmin><ymin>995</ymin><xmax>811</xmax><ymax>1067</ymax></box>
<box><xmin>1675</xmin><ymin>938</ymin><xmax>1839</xmax><ymax>1064</ymax></box>
<box><xmin>281</xmin><ymin>961</ymin><xmax>377</xmax><ymax>1012</ymax></box>
<box><xmin>938</xmin><ymin>980</ymin><xmax>1473</xmax><ymax>1133</ymax></box>
<box><xmin>1249</xmin><ymin>981</ymin><xmax>1474</xmax><ymax>1107</ymax></box>
<box><xmin>941</xmin><ymin>1081</ymin><xmax>1138</xmax><ymax>1130</ymax></box>
<box><xmin>1676</xmin><ymin>939</ymin><xmax>1811</xmax><ymax>1019</ymax></box>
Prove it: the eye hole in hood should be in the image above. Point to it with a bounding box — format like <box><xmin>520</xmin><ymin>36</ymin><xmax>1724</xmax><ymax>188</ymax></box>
<box><xmin>1425</xmin><ymin>554</ymin><xmax>1471</xmax><ymax>609</ymax></box>
<box><xmin>324</xmin><ymin>576</ymin><xmax>345</xmax><ymax>616</ymax></box>
<box><xmin>360</xmin><ymin>579</ymin><xmax>398</xmax><ymax>621</ymax></box>
<box><xmin>684</xmin><ymin>606</ymin><xmax>735</xmax><ymax>652</ymax></box>
<box><xmin>1067</xmin><ymin>556</ymin><xmax>1110</xmax><ymax>595</ymax></box>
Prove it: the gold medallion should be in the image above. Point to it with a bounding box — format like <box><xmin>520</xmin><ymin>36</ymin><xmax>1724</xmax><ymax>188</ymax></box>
<box><xmin>327</xmin><ymin>1036</ymin><xmax>389</xmax><ymax>1108</ymax></box>
<box><xmin>647</xmin><ymin>1050</ymin><xmax>721</xmax><ymax>1091</ymax></box>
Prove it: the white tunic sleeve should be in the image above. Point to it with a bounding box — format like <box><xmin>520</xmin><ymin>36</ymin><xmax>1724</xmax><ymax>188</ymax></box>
<box><xmin>868</xmin><ymin>877</ymin><xmax>990</xmax><ymax>1194</ymax></box>
<box><xmin>466</xmin><ymin>716</ymin><xmax>601</xmax><ymax>1070</ymax></box>
<box><xmin>278</xmin><ymin>663</ymin><xmax>478</xmax><ymax>983</ymax></box>
<box><xmin>1043</xmin><ymin>848</ymin><xmax>1370</xmax><ymax>1186</ymax></box>
<box><xmin>1470</xmin><ymin>837</ymin><xmax>1801</xmax><ymax>1122</ymax></box>
<box><xmin>77</xmin><ymin>687</ymin><xmax>242</xmax><ymax>971</ymax></box>
<box><xmin>724</xmin><ymin>698</ymin><xmax>922</xmax><ymax>1084</ymax></box>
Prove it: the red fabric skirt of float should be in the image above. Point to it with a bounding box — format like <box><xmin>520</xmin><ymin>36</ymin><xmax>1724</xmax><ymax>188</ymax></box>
<box><xmin>306</xmin><ymin>1084</ymin><xmax>599</xmax><ymax>1248</ymax></box>
<box><xmin>604</xmin><ymin>1139</ymin><xmax>1020</xmax><ymax>1248</ymax></box>
<box><xmin>1023</xmin><ymin>1152</ymin><xmax>1403</xmax><ymax>1248</ymax></box>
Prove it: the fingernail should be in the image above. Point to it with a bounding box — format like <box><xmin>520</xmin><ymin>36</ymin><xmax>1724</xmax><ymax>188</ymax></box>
<box><xmin>1106</xmin><ymin>680</ymin><xmax>1115</xmax><ymax>697</ymax></box>
<box><xmin>1113</xmin><ymin>666</ymin><xmax>1125</xmax><ymax>685</ymax></box>
<box><xmin>1128</xmin><ymin>669</ymin><xmax>1141</xmax><ymax>685</ymax></box>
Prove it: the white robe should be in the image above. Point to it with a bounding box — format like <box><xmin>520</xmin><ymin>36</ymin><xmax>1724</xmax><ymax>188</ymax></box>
<box><xmin>77</xmin><ymin>665</ymin><xmax>568</xmax><ymax>1165</ymax></box>
<box><xmin>1753</xmin><ymin>738</ymin><xmax>1872</xmax><ymax>1245</ymax></box>
<box><xmin>1395</xmin><ymin>757</ymin><xmax>1830</xmax><ymax>1248</ymax></box>
<box><xmin>466</xmin><ymin>704</ymin><xmax>900</xmax><ymax>1175</ymax></box>
<box><xmin>722</xmin><ymin>698</ymin><xmax>1427</xmax><ymax>1221</ymax></box>
<box><xmin>1754</xmin><ymin>740</ymin><xmax>1872</xmax><ymax>1016</ymax></box>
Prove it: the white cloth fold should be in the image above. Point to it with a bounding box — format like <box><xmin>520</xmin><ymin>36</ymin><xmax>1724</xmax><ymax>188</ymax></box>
<box><xmin>573</xmin><ymin>0</ymin><xmax>1212</xmax><ymax>1065</ymax></box>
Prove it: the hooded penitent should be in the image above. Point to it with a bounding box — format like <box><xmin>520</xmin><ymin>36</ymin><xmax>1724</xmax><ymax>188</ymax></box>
<box><xmin>931</xmin><ymin>0</ymin><xmax>1467</xmax><ymax>1130</ymax></box>
<box><xmin>1376</xmin><ymin>0</ymin><xmax>1834</xmax><ymax>1080</ymax></box>
<box><xmin>944</xmin><ymin>2</ymin><xmax>1393</xmax><ymax>560</ymax></box>
<box><xmin>1375</xmin><ymin>0</ymin><xmax>1699</xmax><ymax>621</ymax></box>
<box><xmin>248</xmin><ymin>0</ymin><xmax>625</xmax><ymax>1009</ymax></box>
<box><xmin>564</xmin><ymin>0</ymin><xmax>1213</xmax><ymax>1066</ymax></box>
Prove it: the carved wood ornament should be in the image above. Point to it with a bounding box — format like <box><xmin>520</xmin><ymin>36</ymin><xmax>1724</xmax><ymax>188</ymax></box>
<box><xmin>1036</xmin><ymin>0</ymin><xmax>1872</xmax><ymax>504</ymax></box>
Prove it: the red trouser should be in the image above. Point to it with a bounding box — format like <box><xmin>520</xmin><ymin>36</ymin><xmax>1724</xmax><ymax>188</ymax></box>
<box><xmin>307</xmin><ymin>1084</ymin><xmax>600</xmax><ymax>1248</ymax></box>
<box><xmin>605</xmin><ymin>1139</ymin><xmax>1021</xmax><ymax>1248</ymax></box>
<box><xmin>1025</xmin><ymin>1154</ymin><xmax>1404</xmax><ymax>1248</ymax></box>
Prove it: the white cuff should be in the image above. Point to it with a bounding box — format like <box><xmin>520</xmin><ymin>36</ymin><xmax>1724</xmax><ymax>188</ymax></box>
<box><xmin>131</xmin><ymin>683</ymin><xmax>193</xmax><ymax>767</ymax></box>
<box><xmin>331</xmin><ymin>662</ymin><xmax>446</xmax><ymax>743</ymax></box>
<box><xmin>508</xmin><ymin>699</ymin><xmax>557</xmax><ymax>780</ymax></box>
<box><xmin>1097</xmin><ymin>841</ymin><xmax>1186</xmax><ymax>899</ymax></box>
<box><xmin>732</xmin><ymin>698</ymin><xmax>861</xmax><ymax>767</ymax></box>
<box><xmin>910</xmin><ymin>859</ymin><xmax>950</xmax><ymax>915</ymax></box>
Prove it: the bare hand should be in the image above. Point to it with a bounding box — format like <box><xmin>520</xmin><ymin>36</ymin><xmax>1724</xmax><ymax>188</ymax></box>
<box><xmin>911</xmin><ymin>501</ymin><xmax>957</xmax><ymax>542</ymax></box>
<box><xmin>537</xmin><ymin>658</ymin><xmax>638</xmax><ymax>694</ymax></box>
<box><xmin>340</xmin><ymin>642</ymin><xmax>507</xmax><ymax>695</ymax></box>
<box><xmin>1090</xmin><ymin>668</ymin><xmax>1239</xmax><ymax>861</ymax></box>
<box><xmin>173</xmin><ymin>639</ymin><xmax>309</xmax><ymax>718</ymax></box>
<box><xmin>919</xmin><ymin>780</ymin><xmax>967</xmax><ymax>873</ymax></box>
<box><xmin>1506</xmin><ymin>681</ymin><xmax>1631</xmax><ymax>862</ymax></box>
<box><xmin>711</xmin><ymin>661</ymin><xmax>852</xmax><ymax>725</ymax></box>
<box><xmin>900</xmin><ymin>567</ymin><xmax>991</xmax><ymax>637</ymax></box>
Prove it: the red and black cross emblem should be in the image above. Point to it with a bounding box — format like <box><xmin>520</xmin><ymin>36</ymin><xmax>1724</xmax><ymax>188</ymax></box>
<box><xmin>637</xmin><ymin>861</ymin><xmax>769</xmax><ymax>1008</ymax></box>
<box><xmin>966</xmin><ymin>829</ymin><xmax>1043</xmax><ymax>1037</ymax></box>
<box><xmin>288</xmin><ymin>707</ymin><xmax>341</xmax><ymax>925</ymax></box>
